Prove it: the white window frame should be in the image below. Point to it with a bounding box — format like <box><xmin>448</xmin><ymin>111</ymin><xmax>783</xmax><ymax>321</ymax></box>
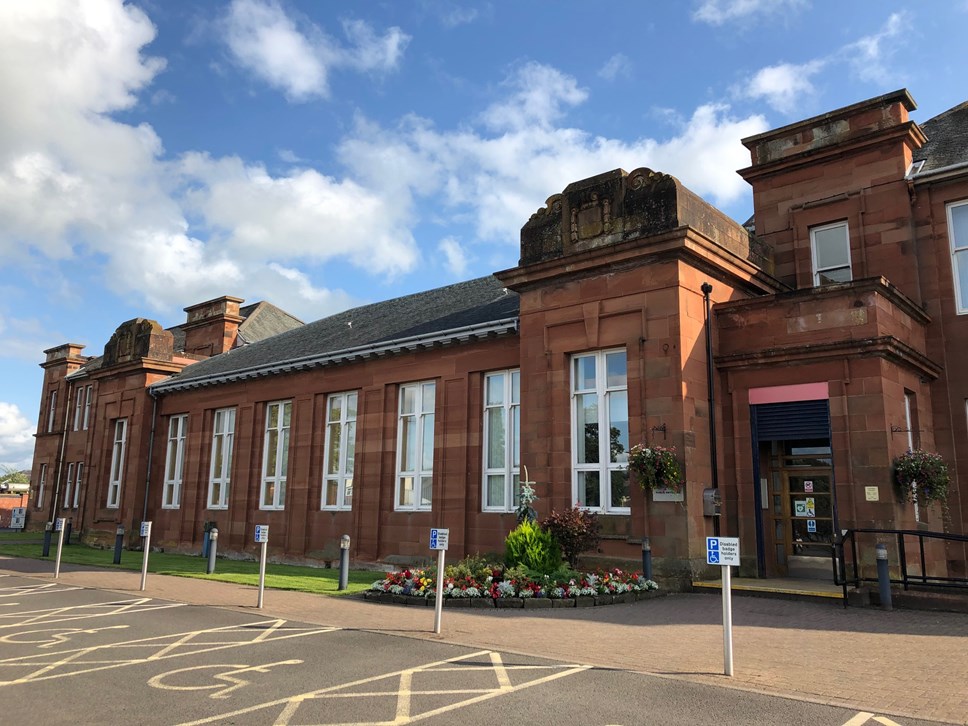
<box><xmin>36</xmin><ymin>463</ymin><xmax>47</xmax><ymax>509</ymax></box>
<box><xmin>107</xmin><ymin>418</ymin><xmax>127</xmax><ymax>508</ymax></box>
<box><xmin>73</xmin><ymin>391</ymin><xmax>83</xmax><ymax>431</ymax></box>
<box><xmin>947</xmin><ymin>200</ymin><xmax>968</xmax><ymax>314</ymax></box>
<box><xmin>571</xmin><ymin>348</ymin><xmax>630</xmax><ymax>514</ymax></box>
<box><xmin>63</xmin><ymin>462</ymin><xmax>75</xmax><ymax>509</ymax></box>
<box><xmin>260</xmin><ymin>401</ymin><xmax>291</xmax><ymax>510</ymax></box>
<box><xmin>162</xmin><ymin>414</ymin><xmax>188</xmax><ymax>509</ymax></box>
<box><xmin>207</xmin><ymin>408</ymin><xmax>235</xmax><ymax>510</ymax></box>
<box><xmin>47</xmin><ymin>390</ymin><xmax>57</xmax><ymax>433</ymax></box>
<box><xmin>322</xmin><ymin>392</ymin><xmax>357</xmax><ymax>511</ymax></box>
<box><xmin>810</xmin><ymin>221</ymin><xmax>852</xmax><ymax>286</ymax></box>
<box><xmin>482</xmin><ymin>370</ymin><xmax>520</xmax><ymax>513</ymax></box>
<box><xmin>83</xmin><ymin>385</ymin><xmax>93</xmax><ymax>430</ymax></box>
<box><xmin>73</xmin><ymin>463</ymin><xmax>82</xmax><ymax>509</ymax></box>
<box><xmin>395</xmin><ymin>381</ymin><xmax>436</xmax><ymax>512</ymax></box>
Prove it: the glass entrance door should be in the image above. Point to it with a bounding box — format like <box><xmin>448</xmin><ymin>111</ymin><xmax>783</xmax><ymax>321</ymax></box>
<box><xmin>762</xmin><ymin>439</ymin><xmax>834</xmax><ymax>576</ymax></box>
<box><xmin>779</xmin><ymin>471</ymin><xmax>833</xmax><ymax>558</ymax></box>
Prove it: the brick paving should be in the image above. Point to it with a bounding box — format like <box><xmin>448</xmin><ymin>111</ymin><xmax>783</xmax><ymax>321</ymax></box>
<box><xmin>3</xmin><ymin>557</ymin><xmax>966</xmax><ymax>725</ymax></box>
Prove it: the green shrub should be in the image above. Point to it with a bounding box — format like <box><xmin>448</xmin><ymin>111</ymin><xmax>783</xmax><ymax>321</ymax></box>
<box><xmin>504</xmin><ymin>520</ymin><xmax>561</xmax><ymax>575</ymax></box>
<box><xmin>542</xmin><ymin>506</ymin><xmax>601</xmax><ymax>568</ymax></box>
<box><xmin>444</xmin><ymin>553</ymin><xmax>494</xmax><ymax>582</ymax></box>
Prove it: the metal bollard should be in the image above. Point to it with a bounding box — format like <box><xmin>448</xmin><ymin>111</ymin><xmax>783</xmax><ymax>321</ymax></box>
<box><xmin>113</xmin><ymin>525</ymin><xmax>125</xmax><ymax>564</ymax></box>
<box><xmin>207</xmin><ymin>528</ymin><xmax>218</xmax><ymax>574</ymax></box>
<box><xmin>641</xmin><ymin>537</ymin><xmax>653</xmax><ymax>582</ymax></box>
<box><xmin>42</xmin><ymin>522</ymin><xmax>52</xmax><ymax>557</ymax></box>
<box><xmin>875</xmin><ymin>543</ymin><xmax>893</xmax><ymax>611</ymax></box>
<box><xmin>338</xmin><ymin>534</ymin><xmax>350</xmax><ymax>590</ymax></box>
<box><xmin>65</xmin><ymin>519</ymin><xmax>72</xmax><ymax>545</ymax></box>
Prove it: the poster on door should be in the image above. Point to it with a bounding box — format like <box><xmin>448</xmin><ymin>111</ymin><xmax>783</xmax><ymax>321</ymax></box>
<box><xmin>794</xmin><ymin>498</ymin><xmax>816</xmax><ymax>517</ymax></box>
<box><xmin>804</xmin><ymin>480</ymin><xmax>814</xmax><ymax>493</ymax></box>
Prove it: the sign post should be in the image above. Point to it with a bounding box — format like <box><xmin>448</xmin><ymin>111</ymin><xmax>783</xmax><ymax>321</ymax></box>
<box><xmin>140</xmin><ymin>521</ymin><xmax>152</xmax><ymax>592</ymax></box>
<box><xmin>429</xmin><ymin>528</ymin><xmax>449</xmax><ymax>634</ymax></box>
<box><xmin>53</xmin><ymin>518</ymin><xmax>66</xmax><ymax>579</ymax></box>
<box><xmin>706</xmin><ymin>536</ymin><xmax>740</xmax><ymax>677</ymax></box>
<box><xmin>254</xmin><ymin>525</ymin><xmax>269</xmax><ymax>609</ymax></box>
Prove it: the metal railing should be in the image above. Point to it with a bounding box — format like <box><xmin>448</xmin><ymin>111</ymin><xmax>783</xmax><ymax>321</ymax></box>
<box><xmin>833</xmin><ymin>528</ymin><xmax>968</xmax><ymax>607</ymax></box>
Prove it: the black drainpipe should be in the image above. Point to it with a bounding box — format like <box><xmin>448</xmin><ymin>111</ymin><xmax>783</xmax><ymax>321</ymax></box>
<box><xmin>701</xmin><ymin>282</ymin><xmax>720</xmax><ymax>538</ymax></box>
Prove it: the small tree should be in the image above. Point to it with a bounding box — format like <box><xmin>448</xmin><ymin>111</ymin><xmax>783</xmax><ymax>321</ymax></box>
<box><xmin>542</xmin><ymin>506</ymin><xmax>601</xmax><ymax>569</ymax></box>
<box><xmin>504</xmin><ymin>520</ymin><xmax>561</xmax><ymax>575</ymax></box>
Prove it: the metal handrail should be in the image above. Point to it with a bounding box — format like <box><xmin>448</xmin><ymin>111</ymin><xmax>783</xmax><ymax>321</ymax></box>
<box><xmin>833</xmin><ymin>527</ymin><xmax>968</xmax><ymax>607</ymax></box>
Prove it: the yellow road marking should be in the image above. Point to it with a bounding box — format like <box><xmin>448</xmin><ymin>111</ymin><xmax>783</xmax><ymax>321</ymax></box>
<box><xmin>178</xmin><ymin>649</ymin><xmax>592</xmax><ymax>726</ymax></box>
<box><xmin>842</xmin><ymin>713</ymin><xmax>904</xmax><ymax>726</ymax></box>
<box><xmin>147</xmin><ymin>659</ymin><xmax>302</xmax><ymax>699</ymax></box>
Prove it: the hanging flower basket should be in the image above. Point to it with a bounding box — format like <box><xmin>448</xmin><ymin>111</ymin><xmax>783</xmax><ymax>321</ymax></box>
<box><xmin>628</xmin><ymin>444</ymin><xmax>683</xmax><ymax>492</ymax></box>
<box><xmin>893</xmin><ymin>449</ymin><xmax>950</xmax><ymax>505</ymax></box>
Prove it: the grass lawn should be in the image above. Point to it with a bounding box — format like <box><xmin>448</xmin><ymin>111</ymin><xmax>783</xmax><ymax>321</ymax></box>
<box><xmin>0</xmin><ymin>531</ymin><xmax>43</xmax><ymax>541</ymax></box>
<box><xmin>0</xmin><ymin>542</ymin><xmax>377</xmax><ymax>596</ymax></box>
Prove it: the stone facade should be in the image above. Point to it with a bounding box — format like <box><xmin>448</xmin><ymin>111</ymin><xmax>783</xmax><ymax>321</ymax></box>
<box><xmin>27</xmin><ymin>90</ymin><xmax>968</xmax><ymax>581</ymax></box>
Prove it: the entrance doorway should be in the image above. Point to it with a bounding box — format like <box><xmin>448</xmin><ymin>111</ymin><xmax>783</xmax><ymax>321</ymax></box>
<box><xmin>761</xmin><ymin>440</ymin><xmax>834</xmax><ymax>579</ymax></box>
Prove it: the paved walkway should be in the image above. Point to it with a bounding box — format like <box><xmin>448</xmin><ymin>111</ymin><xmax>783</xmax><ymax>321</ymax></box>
<box><xmin>2</xmin><ymin>557</ymin><xmax>966</xmax><ymax>725</ymax></box>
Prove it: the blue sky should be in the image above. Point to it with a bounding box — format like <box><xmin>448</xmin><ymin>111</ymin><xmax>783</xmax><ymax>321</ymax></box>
<box><xmin>1</xmin><ymin>0</ymin><xmax>967</xmax><ymax>470</ymax></box>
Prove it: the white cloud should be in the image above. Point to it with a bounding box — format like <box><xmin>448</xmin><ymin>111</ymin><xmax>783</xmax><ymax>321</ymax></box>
<box><xmin>340</xmin><ymin>65</ymin><xmax>767</xmax><ymax>246</ymax></box>
<box><xmin>440</xmin><ymin>6</ymin><xmax>479</xmax><ymax>28</ymax></box>
<box><xmin>438</xmin><ymin>237</ymin><xmax>470</xmax><ymax>277</ymax></box>
<box><xmin>0</xmin><ymin>402</ymin><xmax>34</xmax><ymax>470</ymax></box>
<box><xmin>845</xmin><ymin>12</ymin><xmax>905</xmax><ymax>84</ymax></box>
<box><xmin>693</xmin><ymin>0</ymin><xmax>807</xmax><ymax>25</ymax></box>
<box><xmin>742</xmin><ymin>60</ymin><xmax>825</xmax><ymax>113</ymax></box>
<box><xmin>221</xmin><ymin>0</ymin><xmax>409</xmax><ymax>101</ymax></box>
<box><xmin>598</xmin><ymin>54</ymin><xmax>632</xmax><ymax>82</ymax></box>
<box><xmin>482</xmin><ymin>62</ymin><xmax>588</xmax><ymax>131</ymax></box>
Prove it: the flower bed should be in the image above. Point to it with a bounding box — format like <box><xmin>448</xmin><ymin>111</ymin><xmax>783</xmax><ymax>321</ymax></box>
<box><xmin>365</xmin><ymin>567</ymin><xmax>660</xmax><ymax>608</ymax></box>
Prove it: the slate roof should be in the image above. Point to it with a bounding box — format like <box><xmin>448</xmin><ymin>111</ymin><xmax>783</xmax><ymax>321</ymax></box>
<box><xmin>237</xmin><ymin>301</ymin><xmax>304</xmax><ymax>344</ymax></box>
<box><xmin>151</xmin><ymin>275</ymin><xmax>519</xmax><ymax>392</ymax></box>
<box><xmin>914</xmin><ymin>100</ymin><xmax>968</xmax><ymax>174</ymax></box>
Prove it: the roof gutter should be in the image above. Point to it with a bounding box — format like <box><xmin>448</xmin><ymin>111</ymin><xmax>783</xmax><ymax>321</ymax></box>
<box><xmin>910</xmin><ymin>159</ymin><xmax>968</xmax><ymax>184</ymax></box>
<box><xmin>150</xmin><ymin>316</ymin><xmax>520</xmax><ymax>394</ymax></box>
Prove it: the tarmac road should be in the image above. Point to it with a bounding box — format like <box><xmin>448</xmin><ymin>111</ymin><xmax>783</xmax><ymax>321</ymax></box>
<box><xmin>0</xmin><ymin>572</ymin><xmax>951</xmax><ymax>726</ymax></box>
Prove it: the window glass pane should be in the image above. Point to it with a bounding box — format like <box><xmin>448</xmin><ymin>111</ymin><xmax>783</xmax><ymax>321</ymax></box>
<box><xmin>280</xmin><ymin>429</ymin><xmax>290</xmax><ymax>477</ymax></box>
<box><xmin>578</xmin><ymin>471</ymin><xmax>600</xmax><ymax>508</ymax></box>
<box><xmin>282</xmin><ymin>402</ymin><xmax>291</xmax><ymax>427</ymax></box>
<box><xmin>263</xmin><ymin>481</ymin><xmax>275</xmax><ymax>507</ymax></box>
<box><xmin>951</xmin><ymin>204</ymin><xmax>968</xmax><ymax>249</ymax></box>
<box><xmin>486</xmin><ymin>373</ymin><xmax>505</xmax><ymax>405</ymax></box>
<box><xmin>398</xmin><ymin>476</ymin><xmax>414</xmax><ymax>507</ymax></box>
<box><xmin>267</xmin><ymin>404</ymin><xmax>278</xmax><ymax>429</ymax></box>
<box><xmin>817</xmin><ymin>267</ymin><xmax>851</xmax><ymax>285</ymax></box>
<box><xmin>577</xmin><ymin>393</ymin><xmax>599</xmax><ymax>464</ymax></box>
<box><xmin>327</xmin><ymin>423</ymin><xmax>341</xmax><ymax>475</ymax></box>
<box><xmin>324</xmin><ymin>479</ymin><xmax>338</xmax><ymax>507</ymax></box>
<box><xmin>814</xmin><ymin>225</ymin><xmax>849</xmax><ymax>268</ymax></box>
<box><xmin>486</xmin><ymin>474</ymin><xmax>505</xmax><ymax>508</ymax></box>
<box><xmin>511</xmin><ymin>406</ymin><xmax>520</xmax><ymax>468</ymax></box>
<box><xmin>608</xmin><ymin>391</ymin><xmax>629</xmax><ymax>463</ymax></box>
<box><xmin>401</xmin><ymin>386</ymin><xmax>415</xmax><ymax>415</ymax></box>
<box><xmin>422</xmin><ymin>382</ymin><xmax>436</xmax><ymax>412</ymax></box>
<box><xmin>344</xmin><ymin>478</ymin><xmax>353</xmax><ymax>507</ymax></box>
<box><xmin>277</xmin><ymin>479</ymin><xmax>286</xmax><ymax>506</ymax></box>
<box><xmin>511</xmin><ymin>371</ymin><xmax>520</xmax><ymax>404</ymax></box>
<box><xmin>213</xmin><ymin>437</ymin><xmax>224</xmax><ymax>477</ymax></box>
<box><xmin>328</xmin><ymin>397</ymin><xmax>342</xmax><ymax>423</ymax></box>
<box><xmin>347</xmin><ymin>392</ymin><xmax>357</xmax><ymax>419</ymax></box>
<box><xmin>605</xmin><ymin>351</ymin><xmax>627</xmax><ymax>388</ymax></box>
<box><xmin>265</xmin><ymin>430</ymin><xmax>278</xmax><ymax>474</ymax></box>
<box><xmin>421</xmin><ymin>413</ymin><xmax>435</xmax><ymax>468</ymax></box>
<box><xmin>512</xmin><ymin>473</ymin><xmax>521</xmax><ymax>508</ymax></box>
<box><xmin>956</xmin><ymin>250</ymin><xmax>968</xmax><ymax>311</ymax></box>
<box><xmin>610</xmin><ymin>469</ymin><xmax>630</xmax><ymax>509</ymax></box>
<box><xmin>420</xmin><ymin>476</ymin><xmax>433</xmax><ymax>508</ymax></box>
<box><xmin>401</xmin><ymin>417</ymin><xmax>415</xmax><ymax>471</ymax></box>
<box><xmin>486</xmin><ymin>408</ymin><xmax>505</xmax><ymax>469</ymax></box>
<box><xmin>574</xmin><ymin>356</ymin><xmax>596</xmax><ymax>392</ymax></box>
<box><xmin>211</xmin><ymin>481</ymin><xmax>222</xmax><ymax>506</ymax></box>
<box><xmin>345</xmin><ymin>422</ymin><xmax>356</xmax><ymax>474</ymax></box>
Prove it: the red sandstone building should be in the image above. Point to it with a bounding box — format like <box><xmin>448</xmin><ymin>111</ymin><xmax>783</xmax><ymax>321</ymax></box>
<box><xmin>28</xmin><ymin>90</ymin><xmax>968</xmax><ymax>581</ymax></box>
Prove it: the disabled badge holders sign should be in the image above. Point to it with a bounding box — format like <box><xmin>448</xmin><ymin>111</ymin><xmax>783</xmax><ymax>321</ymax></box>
<box><xmin>429</xmin><ymin>528</ymin><xmax>449</xmax><ymax>551</ymax></box>
<box><xmin>254</xmin><ymin>525</ymin><xmax>269</xmax><ymax>543</ymax></box>
<box><xmin>706</xmin><ymin>536</ymin><xmax>740</xmax><ymax>566</ymax></box>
